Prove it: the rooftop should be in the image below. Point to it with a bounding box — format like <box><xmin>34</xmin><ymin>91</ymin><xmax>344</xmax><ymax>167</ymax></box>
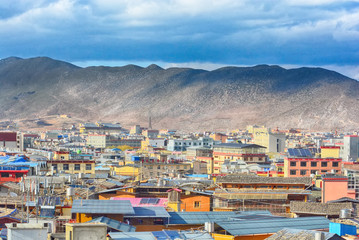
<box><xmin>71</xmin><ymin>200</ymin><xmax>134</xmax><ymax>215</ymax></box>
<box><xmin>213</xmin><ymin>143</ymin><xmax>266</xmax><ymax>149</ymax></box>
<box><xmin>290</xmin><ymin>201</ymin><xmax>353</xmax><ymax>216</ymax></box>
<box><xmin>216</xmin><ymin>216</ymin><xmax>331</xmax><ymax>236</ymax></box>
<box><xmin>87</xmin><ymin>216</ymin><xmax>136</xmax><ymax>232</ymax></box>
<box><xmin>217</xmin><ymin>174</ymin><xmax>312</xmax><ymax>185</ymax></box>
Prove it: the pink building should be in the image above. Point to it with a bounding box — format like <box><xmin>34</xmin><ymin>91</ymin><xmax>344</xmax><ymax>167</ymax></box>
<box><xmin>322</xmin><ymin>175</ymin><xmax>355</xmax><ymax>203</ymax></box>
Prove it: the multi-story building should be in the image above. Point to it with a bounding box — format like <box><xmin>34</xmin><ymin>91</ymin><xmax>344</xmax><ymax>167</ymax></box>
<box><xmin>341</xmin><ymin>135</ymin><xmax>359</xmax><ymax>161</ymax></box>
<box><xmin>167</xmin><ymin>137</ymin><xmax>216</xmax><ymax>152</ymax></box>
<box><xmin>79</xmin><ymin>122</ymin><xmax>122</xmax><ymax>134</ymax></box>
<box><xmin>86</xmin><ymin>135</ymin><xmax>106</xmax><ymax>148</ymax></box>
<box><xmin>212</xmin><ymin>143</ymin><xmax>267</xmax><ymax>174</ymax></box>
<box><xmin>47</xmin><ymin>160</ymin><xmax>95</xmax><ymax>175</ymax></box>
<box><xmin>142</xmin><ymin>130</ymin><xmax>159</xmax><ymax>139</ymax></box>
<box><xmin>210</xmin><ymin>133</ymin><xmax>228</xmax><ymax>143</ymax></box>
<box><xmin>130</xmin><ymin>125</ymin><xmax>142</xmax><ymax>135</ymax></box>
<box><xmin>252</xmin><ymin>127</ymin><xmax>286</xmax><ymax>153</ymax></box>
<box><xmin>0</xmin><ymin>132</ymin><xmax>22</xmax><ymax>150</ymax></box>
<box><xmin>87</xmin><ymin>135</ymin><xmax>142</xmax><ymax>149</ymax></box>
<box><xmin>284</xmin><ymin>157</ymin><xmax>342</xmax><ymax>177</ymax></box>
<box><xmin>140</xmin><ymin>159</ymin><xmax>192</xmax><ymax>179</ymax></box>
<box><xmin>141</xmin><ymin>138</ymin><xmax>166</xmax><ymax>151</ymax></box>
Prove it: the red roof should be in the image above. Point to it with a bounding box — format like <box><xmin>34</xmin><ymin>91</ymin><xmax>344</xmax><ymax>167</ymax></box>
<box><xmin>0</xmin><ymin>132</ymin><xmax>17</xmax><ymax>141</ymax></box>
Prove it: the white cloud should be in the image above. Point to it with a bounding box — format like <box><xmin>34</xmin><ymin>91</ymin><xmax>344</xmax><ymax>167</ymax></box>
<box><xmin>0</xmin><ymin>0</ymin><xmax>358</xmax><ymax>66</ymax></box>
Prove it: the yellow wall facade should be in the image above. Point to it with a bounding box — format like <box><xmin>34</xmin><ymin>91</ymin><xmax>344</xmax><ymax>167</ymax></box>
<box><xmin>321</xmin><ymin>148</ymin><xmax>340</xmax><ymax>158</ymax></box>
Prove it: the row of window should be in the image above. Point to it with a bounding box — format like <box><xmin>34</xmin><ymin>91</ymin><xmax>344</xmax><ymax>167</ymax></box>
<box><xmin>289</xmin><ymin>161</ymin><xmax>339</xmax><ymax>167</ymax></box>
<box><xmin>290</xmin><ymin>169</ymin><xmax>336</xmax><ymax>175</ymax></box>
<box><xmin>174</xmin><ymin>142</ymin><xmax>211</xmax><ymax>146</ymax></box>
<box><xmin>52</xmin><ymin>164</ymin><xmax>92</xmax><ymax>171</ymax></box>
<box><xmin>147</xmin><ymin>165</ymin><xmax>187</xmax><ymax>170</ymax></box>
<box><xmin>0</xmin><ymin>172</ymin><xmax>23</xmax><ymax>178</ymax></box>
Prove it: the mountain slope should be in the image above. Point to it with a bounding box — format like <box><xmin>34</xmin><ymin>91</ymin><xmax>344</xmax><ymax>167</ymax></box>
<box><xmin>0</xmin><ymin>56</ymin><xmax>358</xmax><ymax>131</ymax></box>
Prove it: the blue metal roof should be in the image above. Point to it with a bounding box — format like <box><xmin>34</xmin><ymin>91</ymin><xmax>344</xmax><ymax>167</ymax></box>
<box><xmin>182</xmin><ymin>232</ymin><xmax>214</xmax><ymax>239</ymax></box>
<box><xmin>109</xmin><ymin>231</ymin><xmax>214</xmax><ymax>240</ymax></box>
<box><xmin>267</xmin><ymin>228</ymin><xmax>338</xmax><ymax>240</ymax></box>
<box><xmin>168</xmin><ymin>211</ymin><xmax>238</xmax><ymax>225</ymax></box>
<box><xmin>71</xmin><ymin>200</ymin><xmax>134</xmax><ymax>215</ymax></box>
<box><xmin>109</xmin><ymin>232</ymin><xmax>156</xmax><ymax>240</ymax></box>
<box><xmin>87</xmin><ymin>216</ymin><xmax>136</xmax><ymax>232</ymax></box>
<box><xmin>126</xmin><ymin>207</ymin><xmax>170</xmax><ymax>218</ymax></box>
<box><xmin>216</xmin><ymin>216</ymin><xmax>331</xmax><ymax>236</ymax></box>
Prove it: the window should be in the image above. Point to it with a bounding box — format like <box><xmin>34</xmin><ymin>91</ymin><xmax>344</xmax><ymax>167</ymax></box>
<box><xmin>311</xmin><ymin>170</ymin><xmax>318</xmax><ymax>174</ymax></box>
<box><xmin>290</xmin><ymin>170</ymin><xmax>297</xmax><ymax>175</ymax></box>
<box><xmin>300</xmin><ymin>170</ymin><xmax>307</xmax><ymax>175</ymax></box>
<box><xmin>1</xmin><ymin>173</ymin><xmax>9</xmax><ymax>178</ymax></box>
<box><xmin>15</xmin><ymin>173</ymin><xmax>23</xmax><ymax>178</ymax></box>
<box><xmin>52</xmin><ymin>164</ymin><xmax>58</xmax><ymax>171</ymax></box>
<box><xmin>332</xmin><ymin>162</ymin><xmax>339</xmax><ymax>167</ymax></box>
<box><xmin>300</xmin><ymin>162</ymin><xmax>307</xmax><ymax>167</ymax></box>
<box><xmin>290</xmin><ymin>161</ymin><xmax>297</xmax><ymax>167</ymax></box>
<box><xmin>194</xmin><ymin>201</ymin><xmax>200</xmax><ymax>208</ymax></box>
<box><xmin>74</xmin><ymin>164</ymin><xmax>80</xmax><ymax>170</ymax></box>
<box><xmin>321</xmin><ymin>162</ymin><xmax>328</xmax><ymax>167</ymax></box>
<box><xmin>63</xmin><ymin>164</ymin><xmax>69</xmax><ymax>170</ymax></box>
<box><xmin>311</xmin><ymin>162</ymin><xmax>317</xmax><ymax>167</ymax></box>
<box><xmin>86</xmin><ymin>164</ymin><xmax>92</xmax><ymax>170</ymax></box>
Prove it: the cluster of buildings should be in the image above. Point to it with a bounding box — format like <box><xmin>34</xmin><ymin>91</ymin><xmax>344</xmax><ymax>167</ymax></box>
<box><xmin>0</xmin><ymin>124</ymin><xmax>359</xmax><ymax>239</ymax></box>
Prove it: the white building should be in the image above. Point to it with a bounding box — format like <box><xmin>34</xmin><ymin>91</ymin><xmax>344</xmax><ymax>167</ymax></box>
<box><xmin>6</xmin><ymin>223</ymin><xmax>50</xmax><ymax>240</ymax></box>
<box><xmin>340</xmin><ymin>135</ymin><xmax>359</xmax><ymax>161</ymax></box>
<box><xmin>167</xmin><ymin>137</ymin><xmax>217</xmax><ymax>151</ymax></box>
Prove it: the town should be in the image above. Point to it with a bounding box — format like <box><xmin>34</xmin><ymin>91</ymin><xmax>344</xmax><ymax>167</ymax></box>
<box><xmin>0</xmin><ymin>123</ymin><xmax>358</xmax><ymax>240</ymax></box>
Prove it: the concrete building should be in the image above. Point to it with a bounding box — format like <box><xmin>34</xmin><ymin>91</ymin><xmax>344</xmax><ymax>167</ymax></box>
<box><xmin>252</xmin><ymin>127</ymin><xmax>286</xmax><ymax>153</ymax></box>
<box><xmin>130</xmin><ymin>125</ymin><xmax>142</xmax><ymax>135</ymax></box>
<box><xmin>47</xmin><ymin>160</ymin><xmax>95</xmax><ymax>175</ymax></box>
<box><xmin>284</xmin><ymin>157</ymin><xmax>342</xmax><ymax>177</ymax></box>
<box><xmin>167</xmin><ymin>137</ymin><xmax>215</xmax><ymax>151</ymax></box>
<box><xmin>212</xmin><ymin>143</ymin><xmax>267</xmax><ymax>174</ymax></box>
<box><xmin>65</xmin><ymin>223</ymin><xmax>107</xmax><ymax>240</ymax></box>
<box><xmin>341</xmin><ymin>135</ymin><xmax>359</xmax><ymax>161</ymax></box>
<box><xmin>141</xmin><ymin>138</ymin><xmax>166</xmax><ymax>151</ymax></box>
<box><xmin>6</xmin><ymin>223</ymin><xmax>50</xmax><ymax>240</ymax></box>
<box><xmin>0</xmin><ymin>132</ymin><xmax>22</xmax><ymax>151</ymax></box>
<box><xmin>143</xmin><ymin>129</ymin><xmax>159</xmax><ymax>138</ymax></box>
<box><xmin>86</xmin><ymin>135</ymin><xmax>106</xmax><ymax>148</ymax></box>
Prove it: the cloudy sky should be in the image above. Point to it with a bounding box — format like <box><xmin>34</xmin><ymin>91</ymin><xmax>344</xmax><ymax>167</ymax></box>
<box><xmin>1</xmin><ymin>0</ymin><xmax>359</xmax><ymax>79</ymax></box>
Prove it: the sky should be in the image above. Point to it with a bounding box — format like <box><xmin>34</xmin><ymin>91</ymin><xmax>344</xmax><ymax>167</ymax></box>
<box><xmin>1</xmin><ymin>0</ymin><xmax>359</xmax><ymax>79</ymax></box>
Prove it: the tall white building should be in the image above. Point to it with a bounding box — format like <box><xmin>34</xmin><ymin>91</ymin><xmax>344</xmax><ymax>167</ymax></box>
<box><xmin>341</xmin><ymin>135</ymin><xmax>359</xmax><ymax>161</ymax></box>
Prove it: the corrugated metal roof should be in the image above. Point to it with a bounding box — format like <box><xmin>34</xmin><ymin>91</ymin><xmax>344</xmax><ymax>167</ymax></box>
<box><xmin>216</xmin><ymin>216</ymin><xmax>331</xmax><ymax>236</ymax></box>
<box><xmin>168</xmin><ymin>211</ymin><xmax>238</xmax><ymax>225</ymax></box>
<box><xmin>182</xmin><ymin>232</ymin><xmax>214</xmax><ymax>239</ymax></box>
<box><xmin>87</xmin><ymin>216</ymin><xmax>136</xmax><ymax>232</ymax></box>
<box><xmin>126</xmin><ymin>207</ymin><xmax>170</xmax><ymax>218</ymax></box>
<box><xmin>109</xmin><ymin>231</ymin><xmax>214</xmax><ymax>240</ymax></box>
<box><xmin>108</xmin><ymin>232</ymin><xmax>156</xmax><ymax>240</ymax></box>
<box><xmin>266</xmin><ymin>228</ymin><xmax>339</xmax><ymax>240</ymax></box>
<box><xmin>71</xmin><ymin>200</ymin><xmax>134</xmax><ymax>214</ymax></box>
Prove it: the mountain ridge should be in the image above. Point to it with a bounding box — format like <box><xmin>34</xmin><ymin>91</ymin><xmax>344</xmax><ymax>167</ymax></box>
<box><xmin>0</xmin><ymin>56</ymin><xmax>358</xmax><ymax>131</ymax></box>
